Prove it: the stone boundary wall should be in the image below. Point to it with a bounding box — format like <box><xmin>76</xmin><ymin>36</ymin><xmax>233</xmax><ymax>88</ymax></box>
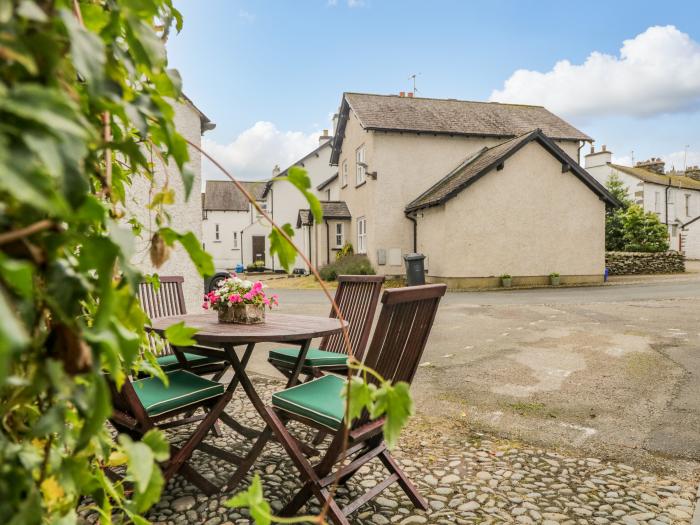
<box><xmin>606</xmin><ymin>251</ymin><xmax>685</xmax><ymax>275</ymax></box>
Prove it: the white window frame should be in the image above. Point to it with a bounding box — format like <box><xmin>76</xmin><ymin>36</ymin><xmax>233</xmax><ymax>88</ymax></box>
<box><xmin>341</xmin><ymin>160</ymin><xmax>348</xmax><ymax>187</ymax></box>
<box><xmin>215</xmin><ymin>224</ymin><xmax>220</xmax><ymax>241</ymax></box>
<box><xmin>232</xmin><ymin>231</ymin><xmax>239</xmax><ymax>249</ymax></box>
<box><xmin>654</xmin><ymin>191</ymin><xmax>661</xmax><ymax>213</ymax></box>
<box><xmin>255</xmin><ymin>200</ymin><xmax>267</xmax><ymax>218</ymax></box>
<box><xmin>355</xmin><ymin>145</ymin><xmax>366</xmax><ymax>186</ymax></box>
<box><xmin>335</xmin><ymin>223</ymin><xmax>344</xmax><ymax>248</ymax></box>
<box><xmin>357</xmin><ymin>217</ymin><xmax>366</xmax><ymax>254</ymax></box>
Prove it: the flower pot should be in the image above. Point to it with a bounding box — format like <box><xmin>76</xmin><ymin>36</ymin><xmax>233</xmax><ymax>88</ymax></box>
<box><xmin>218</xmin><ymin>304</ymin><xmax>265</xmax><ymax>324</ymax></box>
<box><xmin>501</xmin><ymin>277</ymin><xmax>512</xmax><ymax>288</ymax></box>
<box><xmin>550</xmin><ymin>276</ymin><xmax>560</xmax><ymax>286</ymax></box>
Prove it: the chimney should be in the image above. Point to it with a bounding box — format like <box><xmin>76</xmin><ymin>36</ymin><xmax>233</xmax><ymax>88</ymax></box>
<box><xmin>272</xmin><ymin>165</ymin><xmax>280</xmax><ymax>178</ymax></box>
<box><xmin>399</xmin><ymin>91</ymin><xmax>405</xmax><ymax>97</ymax></box>
<box><xmin>407</xmin><ymin>92</ymin><xmax>414</xmax><ymax>98</ymax></box>
<box><xmin>636</xmin><ymin>157</ymin><xmax>665</xmax><ymax>174</ymax></box>
<box><xmin>319</xmin><ymin>129</ymin><xmax>330</xmax><ymax>145</ymax></box>
<box><xmin>331</xmin><ymin>112</ymin><xmax>339</xmax><ymax>134</ymax></box>
<box><xmin>584</xmin><ymin>144</ymin><xmax>612</xmax><ymax>169</ymax></box>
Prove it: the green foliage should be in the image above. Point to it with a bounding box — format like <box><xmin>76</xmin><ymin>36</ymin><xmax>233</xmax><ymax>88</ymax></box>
<box><xmin>622</xmin><ymin>205</ymin><xmax>670</xmax><ymax>252</ymax></box>
<box><xmin>283</xmin><ymin>167</ymin><xmax>322</xmax><ymax>224</ymax></box>
<box><xmin>226</xmin><ymin>474</ymin><xmax>272</xmax><ymax>525</ymax></box>
<box><xmin>335</xmin><ymin>242</ymin><xmax>354</xmax><ymax>261</ymax></box>
<box><xmin>164</xmin><ymin>321</ymin><xmax>198</xmax><ymax>347</ymax></box>
<box><xmin>319</xmin><ymin>255</ymin><xmax>375</xmax><ymax>281</ymax></box>
<box><xmin>268</xmin><ymin>223</ymin><xmax>296</xmax><ymax>272</ymax></box>
<box><xmin>0</xmin><ymin>0</ymin><xmax>203</xmax><ymax>521</ymax></box>
<box><xmin>605</xmin><ymin>174</ymin><xmax>632</xmax><ymax>251</ymax></box>
<box><xmin>343</xmin><ymin>366</ymin><xmax>415</xmax><ymax>449</ymax></box>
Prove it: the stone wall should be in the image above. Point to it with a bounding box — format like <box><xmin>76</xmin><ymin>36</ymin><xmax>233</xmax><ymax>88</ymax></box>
<box><xmin>605</xmin><ymin>251</ymin><xmax>685</xmax><ymax>275</ymax></box>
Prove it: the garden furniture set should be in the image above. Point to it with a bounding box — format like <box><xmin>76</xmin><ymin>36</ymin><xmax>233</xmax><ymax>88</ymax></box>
<box><xmin>108</xmin><ymin>275</ymin><xmax>446</xmax><ymax>525</ymax></box>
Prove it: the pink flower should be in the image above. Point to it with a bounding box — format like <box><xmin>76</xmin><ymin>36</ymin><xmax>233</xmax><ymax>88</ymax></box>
<box><xmin>202</xmin><ymin>301</ymin><xmax>209</xmax><ymax>310</ymax></box>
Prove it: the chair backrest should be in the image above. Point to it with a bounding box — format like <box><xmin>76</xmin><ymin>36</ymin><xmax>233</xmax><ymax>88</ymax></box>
<box><xmin>138</xmin><ymin>276</ymin><xmax>187</xmax><ymax>319</ymax></box>
<box><xmin>138</xmin><ymin>276</ymin><xmax>187</xmax><ymax>356</ymax></box>
<box><xmin>362</xmin><ymin>284</ymin><xmax>446</xmax><ymax>386</ymax></box>
<box><xmin>319</xmin><ymin>275</ymin><xmax>385</xmax><ymax>360</ymax></box>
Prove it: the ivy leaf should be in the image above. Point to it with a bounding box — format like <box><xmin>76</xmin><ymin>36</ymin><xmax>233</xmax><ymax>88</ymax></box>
<box><xmin>118</xmin><ymin>435</ymin><xmax>154</xmax><ymax>493</ymax></box>
<box><xmin>284</xmin><ymin>166</ymin><xmax>323</xmax><ymax>223</ymax></box>
<box><xmin>160</xmin><ymin>228</ymin><xmax>214</xmax><ymax>277</ymax></box>
<box><xmin>17</xmin><ymin>1</ymin><xmax>48</xmax><ymax>22</ymax></box>
<box><xmin>343</xmin><ymin>376</ymin><xmax>376</xmax><ymax>423</ymax></box>
<box><xmin>164</xmin><ymin>321</ymin><xmax>197</xmax><ymax>347</ymax></box>
<box><xmin>141</xmin><ymin>430</ymin><xmax>170</xmax><ymax>462</ymax></box>
<box><xmin>60</xmin><ymin>9</ymin><xmax>106</xmax><ymax>88</ymax></box>
<box><xmin>76</xmin><ymin>375</ymin><xmax>112</xmax><ymax>451</ymax></box>
<box><xmin>371</xmin><ymin>381</ymin><xmax>414</xmax><ymax>449</ymax></box>
<box><xmin>225</xmin><ymin>474</ymin><xmax>271</xmax><ymax>525</ymax></box>
<box><xmin>132</xmin><ymin>463</ymin><xmax>165</xmax><ymax>513</ymax></box>
<box><xmin>268</xmin><ymin>224</ymin><xmax>297</xmax><ymax>273</ymax></box>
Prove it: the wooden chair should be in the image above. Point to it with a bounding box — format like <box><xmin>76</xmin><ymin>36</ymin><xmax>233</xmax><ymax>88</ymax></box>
<box><xmin>267</xmin><ymin>275</ymin><xmax>384</xmax><ymax>379</ymax></box>
<box><xmin>138</xmin><ymin>276</ymin><xmax>228</xmax><ymax>378</ymax></box>
<box><xmin>108</xmin><ymin>370</ymin><xmax>240</xmax><ymax>495</ymax></box>
<box><xmin>248</xmin><ymin>284</ymin><xmax>447</xmax><ymax>525</ymax></box>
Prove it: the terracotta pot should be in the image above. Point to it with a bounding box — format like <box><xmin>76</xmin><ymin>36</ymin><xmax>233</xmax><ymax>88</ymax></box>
<box><xmin>218</xmin><ymin>303</ymin><xmax>265</xmax><ymax>324</ymax></box>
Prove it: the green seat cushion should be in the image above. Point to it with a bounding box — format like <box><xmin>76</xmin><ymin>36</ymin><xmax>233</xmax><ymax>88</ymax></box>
<box><xmin>271</xmin><ymin>375</ymin><xmax>346</xmax><ymax>430</ymax></box>
<box><xmin>132</xmin><ymin>370</ymin><xmax>224</xmax><ymax>416</ymax></box>
<box><xmin>268</xmin><ymin>347</ymin><xmax>348</xmax><ymax>368</ymax></box>
<box><xmin>156</xmin><ymin>351</ymin><xmax>222</xmax><ymax>372</ymax></box>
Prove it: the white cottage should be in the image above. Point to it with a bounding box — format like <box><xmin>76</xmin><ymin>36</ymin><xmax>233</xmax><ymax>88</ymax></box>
<box><xmin>585</xmin><ymin>148</ymin><xmax>700</xmax><ymax>252</ymax></box>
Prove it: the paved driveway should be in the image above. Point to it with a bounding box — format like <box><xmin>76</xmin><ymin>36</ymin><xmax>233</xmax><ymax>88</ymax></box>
<box><xmin>253</xmin><ymin>279</ymin><xmax>700</xmax><ymax>475</ymax></box>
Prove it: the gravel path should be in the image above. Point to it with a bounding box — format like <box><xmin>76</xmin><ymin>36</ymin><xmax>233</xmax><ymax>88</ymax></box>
<box><xmin>83</xmin><ymin>375</ymin><xmax>698</xmax><ymax>525</ymax></box>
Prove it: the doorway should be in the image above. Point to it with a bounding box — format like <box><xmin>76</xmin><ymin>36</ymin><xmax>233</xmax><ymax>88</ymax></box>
<box><xmin>252</xmin><ymin>236</ymin><xmax>266</xmax><ymax>266</ymax></box>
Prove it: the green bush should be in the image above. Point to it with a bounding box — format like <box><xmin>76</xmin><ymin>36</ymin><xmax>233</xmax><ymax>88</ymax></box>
<box><xmin>622</xmin><ymin>205</ymin><xmax>669</xmax><ymax>252</ymax></box>
<box><xmin>319</xmin><ymin>255</ymin><xmax>376</xmax><ymax>281</ymax></box>
<box><xmin>246</xmin><ymin>261</ymin><xmax>265</xmax><ymax>272</ymax></box>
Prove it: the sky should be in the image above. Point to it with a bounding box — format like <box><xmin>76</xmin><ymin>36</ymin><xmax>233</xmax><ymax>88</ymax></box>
<box><xmin>167</xmin><ymin>0</ymin><xmax>700</xmax><ymax>182</ymax></box>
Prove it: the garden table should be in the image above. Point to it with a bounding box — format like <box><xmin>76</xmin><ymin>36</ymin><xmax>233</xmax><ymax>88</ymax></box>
<box><xmin>147</xmin><ymin>312</ymin><xmax>348</xmax><ymax>491</ymax></box>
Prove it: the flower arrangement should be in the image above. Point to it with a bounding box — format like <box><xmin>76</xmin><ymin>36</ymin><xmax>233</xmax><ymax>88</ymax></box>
<box><xmin>203</xmin><ymin>274</ymin><xmax>278</xmax><ymax>324</ymax></box>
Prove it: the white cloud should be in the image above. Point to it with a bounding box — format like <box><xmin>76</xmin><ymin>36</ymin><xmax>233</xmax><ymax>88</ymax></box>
<box><xmin>490</xmin><ymin>25</ymin><xmax>700</xmax><ymax>119</ymax></box>
<box><xmin>201</xmin><ymin>121</ymin><xmax>320</xmax><ymax>183</ymax></box>
<box><xmin>662</xmin><ymin>149</ymin><xmax>700</xmax><ymax>171</ymax></box>
<box><xmin>238</xmin><ymin>9</ymin><xmax>255</xmax><ymax>22</ymax></box>
<box><xmin>347</xmin><ymin>0</ymin><xmax>365</xmax><ymax>7</ymax></box>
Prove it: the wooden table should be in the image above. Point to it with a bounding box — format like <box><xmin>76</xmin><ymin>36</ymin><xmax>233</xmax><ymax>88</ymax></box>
<box><xmin>148</xmin><ymin>312</ymin><xmax>348</xmax><ymax>490</ymax></box>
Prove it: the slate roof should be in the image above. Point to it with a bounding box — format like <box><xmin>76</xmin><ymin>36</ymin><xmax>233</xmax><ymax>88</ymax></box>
<box><xmin>405</xmin><ymin>129</ymin><xmax>618</xmax><ymax>213</ymax></box>
<box><xmin>331</xmin><ymin>92</ymin><xmax>591</xmax><ymax>164</ymax></box>
<box><xmin>203</xmin><ymin>180</ymin><xmax>267</xmax><ymax>211</ymax></box>
<box><xmin>610</xmin><ymin>164</ymin><xmax>700</xmax><ymax>191</ymax></box>
<box><xmin>296</xmin><ymin>201</ymin><xmax>352</xmax><ymax>228</ymax></box>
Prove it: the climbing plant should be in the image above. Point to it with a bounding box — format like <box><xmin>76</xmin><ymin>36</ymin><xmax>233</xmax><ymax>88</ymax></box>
<box><xmin>0</xmin><ymin>1</ymin><xmax>416</xmax><ymax>523</ymax></box>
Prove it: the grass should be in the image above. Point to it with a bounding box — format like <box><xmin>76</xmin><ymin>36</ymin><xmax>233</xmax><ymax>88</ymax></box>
<box><xmin>261</xmin><ymin>274</ymin><xmax>406</xmax><ymax>290</ymax></box>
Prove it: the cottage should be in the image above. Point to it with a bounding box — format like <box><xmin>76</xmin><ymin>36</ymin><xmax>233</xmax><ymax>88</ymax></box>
<box><xmin>201</xmin><ymin>180</ymin><xmax>268</xmax><ymax>269</ymax></box>
<box><xmin>585</xmin><ymin>148</ymin><xmax>700</xmax><ymax>252</ymax></box>
<box><xmin>301</xmin><ymin>92</ymin><xmax>615</xmax><ymax>287</ymax></box>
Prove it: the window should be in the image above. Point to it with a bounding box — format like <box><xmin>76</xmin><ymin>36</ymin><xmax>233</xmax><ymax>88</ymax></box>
<box><xmin>654</xmin><ymin>191</ymin><xmax>661</xmax><ymax>213</ymax></box>
<box><xmin>341</xmin><ymin>160</ymin><xmax>348</xmax><ymax>187</ymax></box>
<box><xmin>355</xmin><ymin>145</ymin><xmax>366</xmax><ymax>186</ymax></box>
<box><xmin>335</xmin><ymin>223</ymin><xmax>344</xmax><ymax>248</ymax></box>
<box><xmin>232</xmin><ymin>232</ymin><xmax>239</xmax><ymax>249</ymax></box>
<box><xmin>357</xmin><ymin>217</ymin><xmax>366</xmax><ymax>253</ymax></box>
<box><xmin>686</xmin><ymin>194</ymin><xmax>692</xmax><ymax>216</ymax></box>
<box><xmin>255</xmin><ymin>200</ymin><xmax>267</xmax><ymax>218</ymax></box>
<box><xmin>215</xmin><ymin>224</ymin><xmax>220</xmax><ymax>241</ymax></box>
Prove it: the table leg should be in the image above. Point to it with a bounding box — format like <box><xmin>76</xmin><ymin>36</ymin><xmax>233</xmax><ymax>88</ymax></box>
<box><xmin>286</xmin><ymin>339</ymin><xmax>312</xmax><ymax>388</ymax></box>
<box><xmin>216</xmin><ymin>343</ymin><xmax>260</xmax><ymax>440</ymax></box>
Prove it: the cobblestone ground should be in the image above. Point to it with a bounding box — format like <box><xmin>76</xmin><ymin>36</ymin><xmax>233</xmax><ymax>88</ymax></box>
<box><xmin>83</xmin><ymin>376</ymin><xmax>699</xmax><ymax>525</ymax></box>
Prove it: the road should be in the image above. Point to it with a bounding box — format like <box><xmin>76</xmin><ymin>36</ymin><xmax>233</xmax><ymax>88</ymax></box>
<box><xmin>250</xmin><ymin>279</ymin><xmax>700</xmax><ymax>476</ymax></box>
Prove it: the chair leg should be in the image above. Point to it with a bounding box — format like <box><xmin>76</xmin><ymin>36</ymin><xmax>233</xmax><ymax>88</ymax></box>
<box><xmin>311</xmin><ymin>430</ymin><xmax>327</xmax><ymax>446</ymax></box>
<box><xmin>378</xmin><ymin>449</ymin><xmax>428</xmax><ymax>510</ymax></box>
<box><xmin>280</xmin><ymin>482</ymin><xmax>314</xmax><ymax>516</ymax></box>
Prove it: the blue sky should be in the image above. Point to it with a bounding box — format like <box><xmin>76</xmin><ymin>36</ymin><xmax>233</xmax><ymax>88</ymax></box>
<box><xmin>168</xmin><ymin>0</ymin><xmax>700</xmax><ymax>181</ymax></box>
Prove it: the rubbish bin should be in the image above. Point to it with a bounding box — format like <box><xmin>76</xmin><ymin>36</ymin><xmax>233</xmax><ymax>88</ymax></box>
<box><xmin>403</xmin><ymin>253</ymin><xmax>426</xmax><ymax>286</ymax></box>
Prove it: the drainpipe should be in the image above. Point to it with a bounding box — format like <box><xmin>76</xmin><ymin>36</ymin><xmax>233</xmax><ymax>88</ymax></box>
<box><xmin>665</xmin><ymin>179</ymin><xmax>672</xmax><ymax>244</ymax></box>
<box><xmin>325</xmin><ymin>219</ymin><xmax>330</xmax><ymax>265</ymax></box>
<box><xmin>307</xmin><ymin>225</ymin><xmax>312</xmax><ymax>273</ymax></box>
<box><xmin>240</xmin><ymin>229</ymin><xmax>244</xmax><ymax>266</ymax></box>
<box><xmin>405</xmin><ymin>212</ymin><xmax>418</xmax><ymax>252</ymax></box>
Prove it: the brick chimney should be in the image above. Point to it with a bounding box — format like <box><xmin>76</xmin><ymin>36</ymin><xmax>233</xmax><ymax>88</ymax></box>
<box><xmin>319</xmin><ymin>129</ymin><xmax>330</xmax><ymax>145</ymax></box>
<box><xmin>272</xmin><ymin>165</ymin><xmax>280</xmax><ymax>178</ymax></box>
<box><xmin>636</xmin><ymin>157</ymin><xmax>665</xmax><ymax>174</ymax></box>
<box><xmin>407</xmin><ymin>92</ymin><xmax>414</xmax><ymax>98</ymax></box>
<box><xmin>584</xmin><ymin>144</ymin><xmax>612</xmax><ymax>169</ymax></box>
<box><xmin>399</xmin><ymin>91</ymin><xmax>405</xmax><ymax>97</ymax></box>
